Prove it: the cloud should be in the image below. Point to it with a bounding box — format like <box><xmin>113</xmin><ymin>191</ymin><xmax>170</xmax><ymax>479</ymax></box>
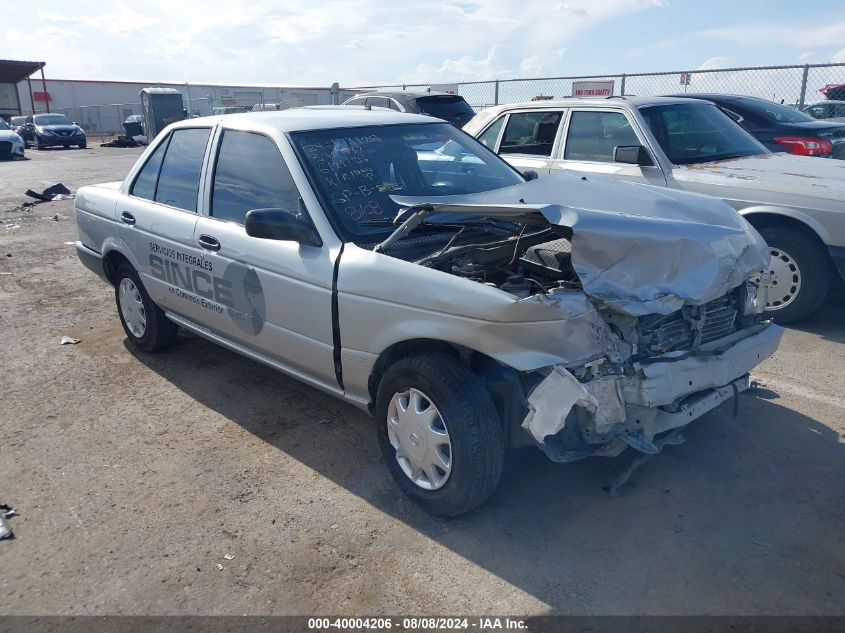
<box><xmin>697</xmin><ymin>56</ymin><xmax>730</xmax><ymax>70</ymax></box>
<box><xmin>834</xmin><ymin>48</ymin><xmax>845</xmax><ymax>63</ymax></box>
<box><xmin>798</xmin><ymin>51</ymin><xmax>815</xmax><ymax>62</ymax></box>
<box><xmin>519</xmin><ymin>49</ymin><xmax>566</xmax><ymax>77</ymax></box>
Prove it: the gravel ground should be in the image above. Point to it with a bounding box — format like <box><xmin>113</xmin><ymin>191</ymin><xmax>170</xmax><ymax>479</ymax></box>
<box><xmin>1</xmin><ymin>147</ymin><xmax>844</xmax><ymax>616</ymax></box>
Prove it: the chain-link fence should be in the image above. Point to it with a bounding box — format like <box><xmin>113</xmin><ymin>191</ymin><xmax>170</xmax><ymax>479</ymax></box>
<box><xmin>353</xmin><ymin>63</ymin><xmax>845</xmax><ymax>111</ymax></box>
<box><xmin>50</xmin><ymin>85</ymin><xmax>355</xmax><ymax>139</ymax></box>
<box><xmin>45</xmin><ymin>63</ymin><xmax>845</xmax><ymax>139</ymax></box>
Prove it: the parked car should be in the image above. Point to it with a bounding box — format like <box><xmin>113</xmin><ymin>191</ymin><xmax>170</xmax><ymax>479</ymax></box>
<box><xmin>0</xmin><ymin>118</ymin><xmax>25</xmax><ymax>159</ymax></box>
<box><xmin>668</xmin><ymin>93</ymin><xmax>845</xmax><ymax>159</ymax></box>
<box><xmin>820</xmin><ymin>84</ymin><xmax>845</xmax><ymax>101</ymax></box>
<box><xmin>803</xmin><ymin>100</ymin><xmax>845</xmax><ymax>123</ymax></box>
<box><xmin>19</xmin><ymin>113</ymin><xmax>87</xmax><ymax>149</ymax></box>
<box><xmin>464</xmin><ymin>96</ymin><xmax>845</xmax><ymax>322</ymax></box>
<box><xmin>73</xmin><ymin>108</ymin><xmax>781</xmax><ymax>515</ymax></box>
<box><xmin>342</xmin><ymin>91</ymin><xmax>475</xmax><ymax>127</ymax></box>
<box><xmin>9</xmin><ymin>115</ymin><xmax>27</xmax><ymax>132</ymax></box>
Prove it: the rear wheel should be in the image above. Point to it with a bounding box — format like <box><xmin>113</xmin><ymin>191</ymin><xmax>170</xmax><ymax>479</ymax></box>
<box><xmin>114</xmin><ymin>263</ymin><xmax>177</xmax><ymax>352</ymax></box>
<box><xmin>376</xmin><ymin>353</ymin><xmax>504</xmax><ymax>516</ymax></box>
<box><xmin>757</xmin><ymin>226</ymin><xmax>830</xmax><ymax>323</ymax></box>
<box><xmin>78</xmin><ymin>140</ymin><xmax>87</xmax><ymax>149</ymax></box>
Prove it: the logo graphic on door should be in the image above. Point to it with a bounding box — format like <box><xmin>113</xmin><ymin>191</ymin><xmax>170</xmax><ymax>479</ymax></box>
<box><xmin>222</xmin><ymin>262</ymin><xmax>266</xmax><ymax>335</ymax></box>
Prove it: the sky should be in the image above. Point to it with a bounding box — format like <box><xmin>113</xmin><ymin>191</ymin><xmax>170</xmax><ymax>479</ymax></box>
<box><xmin>1</xmin><ymin>0</ymin><xmax>844</xmax><ymax>87</ymax></box>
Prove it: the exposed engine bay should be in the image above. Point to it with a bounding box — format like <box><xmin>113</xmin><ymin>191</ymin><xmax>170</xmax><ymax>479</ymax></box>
<box><xmin>424</xmin><ymin>228</ymin><xmax>580</xmax><ymax>297</ymax></box>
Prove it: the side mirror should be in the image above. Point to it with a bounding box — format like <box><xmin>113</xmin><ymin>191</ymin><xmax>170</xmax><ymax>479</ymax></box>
<box><xmin>244</xmin><ymin>208</ymin><xmax>323</xmax><ymax>247</ymax></box>
<box><xmin>614</xmin><ymin>145</ymin><xmax>653</xmax><ymax>166</ymax></box>
<box><xmin>523</xmin><ymin>169</ymin><xmax>539</xmax><ymax>181</ymax></box>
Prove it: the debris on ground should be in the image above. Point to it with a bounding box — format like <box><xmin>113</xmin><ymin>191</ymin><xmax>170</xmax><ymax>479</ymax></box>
<box><xmin>0</xmin><ymin>504</ymin><xmax>17</xmax><ymax>540</ymax></box>
<box><xmin>101</xmin><ymin>136</ymin><xmax>141</xmax><ymax>148</ymax></box>
<box><xmin>25</xmin><ymin>183</ymin><xmax>74</xmax><ymax>203</ymax></box>
<box><xmin>223</xmin><ymin>554</ymin><xmax>235</xmax><ymax>560</ymax></box>
<box><xmin>60</xmin><ymin>336</ymin><xmax>80</xmax><ymax>345</ymax></box>
<box><xmin>215</xmin><ymin>563</ymin><xmax>224</xmax><ymax>571</ymax></box>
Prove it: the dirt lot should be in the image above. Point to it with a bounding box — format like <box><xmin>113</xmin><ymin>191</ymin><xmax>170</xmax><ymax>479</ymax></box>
<box><xmin>1</xmin><ymin>146</ymin><xmax>844</xmax><ymax>616</ymax></box>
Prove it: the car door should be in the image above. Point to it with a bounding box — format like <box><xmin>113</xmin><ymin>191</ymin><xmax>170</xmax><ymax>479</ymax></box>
<box><xmin>480</xmin><ymin>109</ymin><xmax>566</xmax><ymax>176</ymax></box>
<box><xmin>191</xmin><ymin>128</ymin><xmax>338</xmax><ymax>388</ymax></box>
<box><xmin>553</xmin><ymin>109</ymin><xmax>667</xmax><ymax>186</ymax></box>
<box><xmin>117</xmin><ymin>126</ymin><xmax>214</xmax><ymax>321</ymax></box>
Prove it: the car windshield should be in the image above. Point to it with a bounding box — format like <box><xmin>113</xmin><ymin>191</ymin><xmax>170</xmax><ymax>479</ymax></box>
<box><xmin>0</xmin><ymin>119</ymin><xmax>9</xmax><ymax>130</ymax></box>
<box><xmin>10</xmin><ymin>117</ymin><xmax>25</xmax><ymax>127</ymax></box>
<box><xmin>290</xmin><ymin>122</ymin><xmax>524</xmax><ymax>239</ymax></box>
<box><xmin>640</xmin><ymin>103</ymin><xmax>766</xmax><ymax>164</ymax></box>
<box><xmin>34</xmin><ymin>114</ymin><xmax>73</xmax><ymax>126</ymax></box>
<box><xmin>414</xmin><ymin>96</ymin><xmax>475</xmax><ymax>124</ymax></box>
<box><xmin>737</xmin><ymin>97</ymin><xmax>814</xmax><ymax>123</ymax></box>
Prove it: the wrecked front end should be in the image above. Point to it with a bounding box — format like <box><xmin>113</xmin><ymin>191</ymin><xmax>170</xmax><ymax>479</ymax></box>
<box><xmin>390</xmin><ymin>173</ymin><xmax>783</xmax><ymax>461</ymax></box>
<box><xmin>525</xmin><ymin>284</ymin><xmax>781</xmax><ymax>462</ymax></box>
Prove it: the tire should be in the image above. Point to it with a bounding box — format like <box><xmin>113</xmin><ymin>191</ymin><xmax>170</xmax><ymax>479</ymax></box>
<box><xmin>114</xmin><ymin>263</ymin><xmax>178</xmax><ymax>352</ymax></box>
<box><xmin>34</xmin><ymin>136</ymin><xmax>42</xmax><ymax>150</ymax></box>
<box><xmin>757</xmin><ymin>225</ymin><xmax>830</xmax><ymax>323</ymax></box>
<box><xmin>375</xmin><ymin>353</ymin><xmax>504</xmax><ymax>516</ymax></box>
<box><xmin>78</xmin><ymin>141</ymin><xmax>87</xmax><ymax>149</ymax></box>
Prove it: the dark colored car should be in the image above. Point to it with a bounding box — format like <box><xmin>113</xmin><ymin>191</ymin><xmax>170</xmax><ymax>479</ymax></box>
<box><xmin>342</xmin><ymin>91</ymin><xmax>475</xmax><ymax>127</ymax></box>
<box><xmin>19</xmin><ymin>113</ymin><xmax>87</xmax><ymax>150</ymax></box>
<box><xmin>803</xmin><ymin>100</ymin><xmax>845</xmax><ymax>123</ymax></box>
<box><xmin>668</xmin><ymin>93</ymin><xmax>845</xmax><ymax>159</ymax></box>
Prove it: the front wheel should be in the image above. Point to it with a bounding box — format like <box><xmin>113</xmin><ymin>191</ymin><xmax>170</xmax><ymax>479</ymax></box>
<box><xmin>114</xmin><ymin>263</ymin><xmax>178</xmax><ymax>352</ymax></box>
<box><xmin>756</xmin><ymin>226</ymin><xmax>830</xmax><ymax>323</ymax></box>
<box><xmin>34</xmin><ymin>136</ymin><xmax>42</xmax><ymax>150</ymax></box>
<box><xmin>78</xmin><ymin>141</ymin><xmax>87</xmax><ymax>149</ymax></box>
<box><xmin>375</xmin><ymin>353</ymin><xmax>504</xmax><ymax>516</ymax></box>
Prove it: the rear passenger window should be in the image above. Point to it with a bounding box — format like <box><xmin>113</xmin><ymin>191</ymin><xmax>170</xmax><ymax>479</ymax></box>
<box><xmin>154</xmin><ymin>128</ymin><xmax>211</xmax><ymax>212</ymax></box>
<box><xmin>564</xmin><ymin>111</ymin><xmax>639</xmax><ymax>162</ymax></box>
<box><xmin>500</xmin><ymin>111</ymin><xmax>562</xmax><ymax>157</ymax></box>
<box><xmin>211</xmin><ymin>130</ymin><xmax>301</xmax><ymax>225</ymax></box>
<box><xmin>477</xmin><ymin>116</ymin><xmax>505</xmax><ymax>149</ymax></box>
<box><xmin>130</xmin><ymin>137</ymin><xmax>170</xmax><ymax>200</ymax></box>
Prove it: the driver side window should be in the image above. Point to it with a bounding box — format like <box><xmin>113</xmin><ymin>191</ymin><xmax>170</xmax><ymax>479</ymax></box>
<box><xmin>211</xmin><ymin>130</ymin><xmax>302</xmax><ymax>225</ymax></box>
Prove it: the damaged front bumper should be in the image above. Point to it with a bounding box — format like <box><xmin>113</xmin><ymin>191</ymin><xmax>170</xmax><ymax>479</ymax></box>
<box><xmin>523</xmin><ymin>323</ymin><xmax>783</xmax><ymax>462</ymax></box>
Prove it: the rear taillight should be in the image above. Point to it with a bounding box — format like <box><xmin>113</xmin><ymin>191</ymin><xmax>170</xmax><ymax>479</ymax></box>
<box><xmin>773</xmin><ymin>136</ymin><xmax>832</xmax><ymax>156</ymax></box>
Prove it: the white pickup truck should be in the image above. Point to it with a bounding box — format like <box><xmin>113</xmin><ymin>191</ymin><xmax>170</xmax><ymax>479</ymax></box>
<box><xmin>74</xmin><ymin>108</ymin><xmax>781</xmax><ymax>515</ymax></box>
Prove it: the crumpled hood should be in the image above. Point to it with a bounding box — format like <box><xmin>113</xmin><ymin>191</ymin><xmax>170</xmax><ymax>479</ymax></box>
<box><xmin>392</xmin><ymin>170</ymin><xmax>769</xmax><ymax>316</ymax></box>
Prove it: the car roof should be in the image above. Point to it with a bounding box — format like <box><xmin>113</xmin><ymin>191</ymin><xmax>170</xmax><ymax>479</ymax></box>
<box><xmin>347</xmin><ymin>91</ymin><xmax>457</xmax><ymax>101</ymax></box>
<box><xmin>669</xmin><ymin>93</ymin><xmax>766</xmax><ymax>102</ymax></box>
<box><xmin>479</xmin><ymin>95</ymin><xmax>708</xmax><ymax>115</ymax></box>
<box><xmin>167</xmin><ymin>106</ymin><xmax>436</xmax><ymax>133</ymax></box>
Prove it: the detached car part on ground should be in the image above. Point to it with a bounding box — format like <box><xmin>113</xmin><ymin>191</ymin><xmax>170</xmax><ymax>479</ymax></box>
<box><xmin>0</xmin><ymin>118</ymin><xmax>25</xmax><ymax>159</ymax></box>
<box><xmin>18</xmin><ymin>113</ymin><xmax>87</xmax><ymax>150</ymax></box>
<box><xmin>74</xmin><ymin>108</ymin><xmax>781</xmax><ymax>516</ymax></box>
<box><xmin>465</xmin><ymin>96</ymin><xmax>845</xmax><ymax>323</ymax></box>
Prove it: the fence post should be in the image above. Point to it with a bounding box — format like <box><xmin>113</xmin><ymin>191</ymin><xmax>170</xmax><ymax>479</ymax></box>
<box><xmin>494</xmin><ymin>79</ymin><xmax>500</xmax><ymax>106</ymax></box>
<box><xmin>620</xmin><ymin>74</ymin><xmax>626</xmax><ymax>96</ymax></box>
<box><xmin>799</xmin><ymin>64</ymin><xmax>809</xmax><ymax>108</ymax></box>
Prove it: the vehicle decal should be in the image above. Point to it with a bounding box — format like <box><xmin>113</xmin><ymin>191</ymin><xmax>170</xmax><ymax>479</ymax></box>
<box><xmin>148</xmin><ymin>242</ymin><xmax>266</xmax><ymax>335</ymax></box>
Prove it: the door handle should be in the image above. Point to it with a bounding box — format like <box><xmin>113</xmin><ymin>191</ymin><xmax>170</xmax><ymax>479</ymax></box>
<box><xmin>198</xmin><ymin>234</ymin><xmax>221</xmax><ymax>252</ymax></box>
<box><xmin>120</xmin><ymin>211</ymin><xmax>136</xmax><ymax>225</ymax></box>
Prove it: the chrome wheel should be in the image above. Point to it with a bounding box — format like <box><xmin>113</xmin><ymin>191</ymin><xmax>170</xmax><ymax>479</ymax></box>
<box><xmin>386</xmin><ymin>388</ymin><xmax>452</xmax><ymax>491</ymax></box>
<box><xmin>764</xmin><ymin>247</ymin><xmax>802</xmax><ymax>309</ymax></box>
<box><xmin>118</xmin><ymin>277</ymin><xmax>147</xmax><ymax>338</ymax></box>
